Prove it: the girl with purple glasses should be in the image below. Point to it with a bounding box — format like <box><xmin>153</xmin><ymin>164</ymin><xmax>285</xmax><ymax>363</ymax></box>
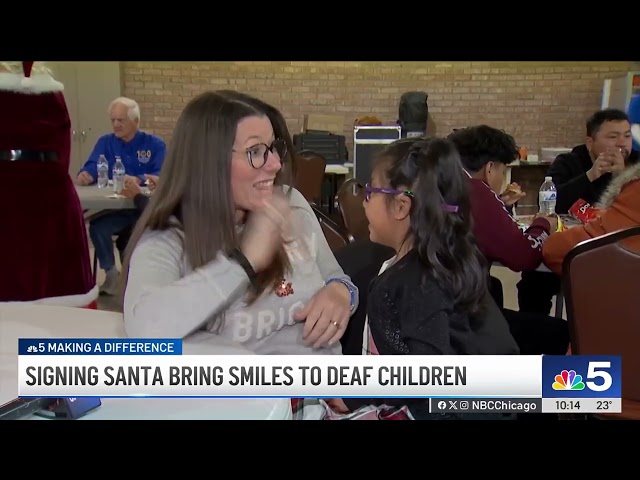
<box><xmin>327</xmin><ymin>137</ymin><xmax>518</xmax><ymax>419</ymax></box>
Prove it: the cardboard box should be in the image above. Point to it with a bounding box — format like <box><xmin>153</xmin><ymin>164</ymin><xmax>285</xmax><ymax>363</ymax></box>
<box><xmin>303</xmin><ymin>114</ymin><xmax>345</xmax><ymax>134</ymax></box>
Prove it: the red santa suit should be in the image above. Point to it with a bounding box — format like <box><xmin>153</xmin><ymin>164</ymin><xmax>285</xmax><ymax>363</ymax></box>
<box><xmin>0</xmin><ymin>61</ymin><xmax>98</xmax><ymax>308</ymax></box>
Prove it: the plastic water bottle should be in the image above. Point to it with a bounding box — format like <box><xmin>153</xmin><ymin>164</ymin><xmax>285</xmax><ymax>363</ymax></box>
<box><xmin>539</xmin><ymin>176</ymin><xmax>557</xmax><ymax>215</ymax></box>
<box><xmin>113</xmin><ymin>156</ymin><xmax>125</xmax><ymax>193</ymax></box>
<box><xmin>97</xmin><ymin>155</ymin><xmax>109</xmax><ymax>188</ymax></box>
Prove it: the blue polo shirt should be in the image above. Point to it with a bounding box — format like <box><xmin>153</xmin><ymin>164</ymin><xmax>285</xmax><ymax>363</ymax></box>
<box><xmin>79</xmin><ymin>130</ymin><xmax>166</xmax><ymax>183</ymax></box>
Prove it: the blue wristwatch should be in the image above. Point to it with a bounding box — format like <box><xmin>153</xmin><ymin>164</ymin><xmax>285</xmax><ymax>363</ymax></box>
<box><xmin>325</xmin><ymin>277</ymin><xmax>357</xmax><ymax>313</ymax></box>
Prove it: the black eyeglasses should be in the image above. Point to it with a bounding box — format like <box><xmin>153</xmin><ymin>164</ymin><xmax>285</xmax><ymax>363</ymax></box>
<box><xmin>234</xmin><ymin>138</ymin><xmax>288</xmax><ymax>169</ymax></box>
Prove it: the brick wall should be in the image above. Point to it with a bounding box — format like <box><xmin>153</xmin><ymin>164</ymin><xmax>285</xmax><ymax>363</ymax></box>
<box><xmin>121</xmin><ymin>61</ymin><xmax>640</xmax><ymax>158</ymax></box>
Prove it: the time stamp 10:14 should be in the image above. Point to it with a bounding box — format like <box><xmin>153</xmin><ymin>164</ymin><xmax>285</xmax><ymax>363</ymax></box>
<box><xmin>550</xmin><ymin>399</ymin><xmax>616</xmax><ymax>412</ymax></box>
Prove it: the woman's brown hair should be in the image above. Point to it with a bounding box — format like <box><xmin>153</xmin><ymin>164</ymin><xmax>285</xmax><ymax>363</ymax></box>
<box><xmin>120</xmin><ymin>90</ymin><xmax>295</xmax><ymax>304</ymax></box>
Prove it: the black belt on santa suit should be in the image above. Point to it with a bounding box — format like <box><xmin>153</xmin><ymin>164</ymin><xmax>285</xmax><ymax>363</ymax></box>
<box><xmin>0</xmin><ymin>150</ymin><xmax>58</xmax><ymax>162</ymax></box>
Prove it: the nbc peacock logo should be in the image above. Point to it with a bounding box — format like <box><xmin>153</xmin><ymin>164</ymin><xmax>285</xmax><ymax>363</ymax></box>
<box><xmin>552</xmin><ymin>369</ymin><xmax>585</xmax><ymax>391</ymax></box>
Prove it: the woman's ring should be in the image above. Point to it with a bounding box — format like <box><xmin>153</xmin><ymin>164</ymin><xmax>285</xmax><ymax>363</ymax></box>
<box><xmin>331</xmin><ymin>321</ymin><xmax>339</xmax><ymax>327</ymax></box>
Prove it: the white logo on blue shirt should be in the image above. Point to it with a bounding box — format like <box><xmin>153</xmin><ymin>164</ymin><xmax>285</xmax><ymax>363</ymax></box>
<box><xmin>137</xmin><ymin>149</ymin><xmax>152</xmax><ymax>164</ymax></box>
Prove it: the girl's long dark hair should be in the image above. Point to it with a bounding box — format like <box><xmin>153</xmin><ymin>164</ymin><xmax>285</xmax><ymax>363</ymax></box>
<box><xmin>379</xmin><ymin>137</ymin><xmax>488</xmax><ymax>315</ymax></box>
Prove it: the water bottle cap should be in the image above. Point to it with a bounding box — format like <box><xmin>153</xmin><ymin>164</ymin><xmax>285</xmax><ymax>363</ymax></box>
<box><xmin>545</xmin><ymin>176</ymin><xmax>552</xmax><ymax>181</ymax></box>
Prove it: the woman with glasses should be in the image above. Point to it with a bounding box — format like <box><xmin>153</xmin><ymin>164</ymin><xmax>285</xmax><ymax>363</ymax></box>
<box><xmin>120</xmin><ymin>90</ymin><xmax>358</xmax><ymax>355</ymax></box>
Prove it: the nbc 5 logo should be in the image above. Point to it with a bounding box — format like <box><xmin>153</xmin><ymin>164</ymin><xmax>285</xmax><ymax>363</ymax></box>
<box><xmin>552</xmin><ymin>361</ymin><xmax>612</xmax><ymax>392</ymax></box>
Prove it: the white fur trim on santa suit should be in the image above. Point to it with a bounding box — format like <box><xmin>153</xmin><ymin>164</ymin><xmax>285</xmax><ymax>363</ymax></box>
<box><xmin>1</xmin><ymin>285</ymin><xmax>99</xmax><ymax>308</ymax></box>
<box><xmin>0</xmin><ymin>72</ymin><xmax>64</xmax><ymax>94</ymax></box>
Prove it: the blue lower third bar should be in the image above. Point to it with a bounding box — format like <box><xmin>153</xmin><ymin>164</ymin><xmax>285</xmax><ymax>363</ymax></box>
<box><xmin>18</xmin><ymin>338</ymin><xmax>182</xmax><ymax>355</ymax></box>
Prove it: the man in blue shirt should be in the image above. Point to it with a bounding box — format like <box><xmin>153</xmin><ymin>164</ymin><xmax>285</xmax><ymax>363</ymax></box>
<box><xmin>76</xmin><ymin>97</ymin><xmax>166</xmax><ymax>295</ymax></box>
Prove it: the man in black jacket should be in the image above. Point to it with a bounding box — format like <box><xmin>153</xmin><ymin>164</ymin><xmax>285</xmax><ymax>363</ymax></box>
<box><xmin>518</xmin><ymin>108</ymin><xmax>638</xmax><ymax>314</ymax></box>
<box><xmin>548</xmin><ymin>108</ymin><xmax>638</xmax><ymax>214</ymax></box>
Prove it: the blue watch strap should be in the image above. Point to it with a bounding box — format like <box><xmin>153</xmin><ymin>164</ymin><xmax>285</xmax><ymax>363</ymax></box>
<box><xmin>325</xmin><ymin>277</ymin><xmax>356</xmax><ymax>313</ymax></box>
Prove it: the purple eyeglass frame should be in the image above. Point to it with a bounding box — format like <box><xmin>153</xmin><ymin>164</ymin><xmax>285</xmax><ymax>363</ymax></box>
<box><xmin>363</xmin><ymin>183</ymin><xmax>459</xmax><ymax>213</ymax></box>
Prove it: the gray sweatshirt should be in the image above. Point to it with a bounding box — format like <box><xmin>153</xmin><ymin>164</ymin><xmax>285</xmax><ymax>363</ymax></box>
<box><xmin>123</xmin><ymin>187</ymin><xmax>357</xmax><ymax>355</ymax></box>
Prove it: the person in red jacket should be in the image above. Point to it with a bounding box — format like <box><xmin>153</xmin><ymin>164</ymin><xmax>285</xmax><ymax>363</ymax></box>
<box><xmin>448</xmin><ymin>125</ymin><xmax>568</xmax><ymax>356</ymax></box>
<box><xmin>0</xmin><ymin>61</ymin><xmax>97</xmax><ymax>308</ymax></box>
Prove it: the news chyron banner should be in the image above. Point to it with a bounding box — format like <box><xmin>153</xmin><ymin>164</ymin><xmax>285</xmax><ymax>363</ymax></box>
<box><xmin>17</xmin><ymin>338</ymin><xmax>622</xmax><ymax>415</ymax></box>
